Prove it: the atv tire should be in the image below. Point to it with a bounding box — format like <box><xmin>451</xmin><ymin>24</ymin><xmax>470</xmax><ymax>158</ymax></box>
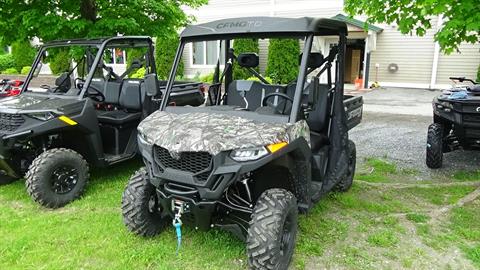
<box><xmin>247</xmin><ymin>188</ymin><xmax>298</xmax><ymax>270</ymax></box>
<box><xmin>122</xmin><ymin>167</ymin><xmax>167</xmax><ymax>237</ymax></box>
<box><xmin>25</xmin><ymin>148</ymin><xmax>89</xmax><ymax>208</ymax></box>
<box><xmin>333</xmin><ymin>140</ymin><xmax>356</xmax><ymax>192</ymax></box>
<box><xmin>426</xmin><ymin>123</ymin><xmax>443</xmax><ymax>169</ymax></box>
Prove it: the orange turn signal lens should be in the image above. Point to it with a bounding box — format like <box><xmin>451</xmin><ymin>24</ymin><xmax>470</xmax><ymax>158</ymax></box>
<box><xmin>266</xmin><ymin>142</ymin><xmax>288</xmax><ymax>153</ymax></box>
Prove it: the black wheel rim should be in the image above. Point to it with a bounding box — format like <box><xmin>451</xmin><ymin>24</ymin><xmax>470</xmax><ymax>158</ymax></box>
<box><xmin>50</xmin><ymin>165</ymin><xmax>78</xmax><ymax>194</ymax></box>
<box><xmin>280</xmin><ymin>211</ymin><xmax>295</xmax><ymax>256</ymax></box>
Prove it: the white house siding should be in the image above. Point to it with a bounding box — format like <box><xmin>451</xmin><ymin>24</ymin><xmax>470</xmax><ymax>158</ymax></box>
<box><xmin>182</xmin><ymin>1</ymin><xmax>479</xmax><ymax>89</ymax></box>
<box><xmin>435</xmin><ymin>43</ymin><xmax>480</xmax><ymax>87</ymax></box>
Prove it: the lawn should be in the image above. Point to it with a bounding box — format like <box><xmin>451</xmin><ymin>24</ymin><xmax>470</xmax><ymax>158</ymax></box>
<box><xmin>1</xmin><ymin>157</ymin><xmax>479</xmax><ymax>269</ymax></box>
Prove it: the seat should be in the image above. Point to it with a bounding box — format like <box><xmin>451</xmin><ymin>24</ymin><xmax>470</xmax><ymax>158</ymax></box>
<box><xmin>306</xmin><ymin>83</ymin><xmax>330</xmax><ymax>152</ymax></box>
<box><xmin>97</xmin><ymin>79</ymin><xmax>143</xmax><ymax>125</ymax></box>
<box><xmin>226</xmin><ymin>80</ymin><xmax>286</xmax><ymax>111</ymax></box>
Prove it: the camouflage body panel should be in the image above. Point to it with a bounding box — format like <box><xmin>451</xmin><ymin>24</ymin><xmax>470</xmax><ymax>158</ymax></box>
<box><xmin>0</xmin><ymin>94</ymin><xmax>81</xmax><ymax>114</ymax></box>
<box><xmin>138</xmin><ymin>110</ymin><xmax>310</xmax><ymax>155</ymax></box>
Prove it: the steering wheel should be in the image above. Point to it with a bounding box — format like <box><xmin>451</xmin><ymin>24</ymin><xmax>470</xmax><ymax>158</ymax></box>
<box><xmin>86</xmin><ymin>84</ymin><xmax>105</xmax><ymax>102</ymax></box>
<box><xmin>262</xmin><ymin>92</ymin><xmax>294</xmax><ymax>115</ymax></box>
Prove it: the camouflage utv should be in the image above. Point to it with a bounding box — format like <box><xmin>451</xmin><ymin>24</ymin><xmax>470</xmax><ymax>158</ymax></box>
<box><xmin>122</xmin><ymin>17</ymin><xmax>363</xmax><ymax>270</ymax></box>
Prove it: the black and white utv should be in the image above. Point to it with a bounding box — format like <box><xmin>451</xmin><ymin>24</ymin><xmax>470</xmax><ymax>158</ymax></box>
<box><xmin>0</xmin><ymin>36</ymin><xmax>204</xmax><ymax>208</ymax></box>
<box><xmin>122</xmin><ymin>17</ymin><xmax>363</xmax><ymax>269</ymax></box>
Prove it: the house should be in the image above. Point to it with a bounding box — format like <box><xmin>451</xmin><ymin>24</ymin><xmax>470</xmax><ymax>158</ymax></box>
<box><xmin>182</xmin><ymin>0</ymin><xmax>480</xmax><ymax>89</ymax></box>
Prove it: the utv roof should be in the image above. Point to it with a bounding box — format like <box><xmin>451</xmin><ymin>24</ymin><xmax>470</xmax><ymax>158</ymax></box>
<box><xmin>42</xmin><ymin>36</ymin><xmax>152</xmax><ymax>48</ymax></box>
<box><xmin>180</xmin><ymin>17</ymin><xmax>348</xmax><ymax>41</ymax></box>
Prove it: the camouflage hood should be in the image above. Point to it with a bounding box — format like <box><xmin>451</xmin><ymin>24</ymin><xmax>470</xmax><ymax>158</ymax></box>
<box><xmin>138</xmin><ymin>110</ymin><xmax>310</xmax><ymax>155</ymax></box>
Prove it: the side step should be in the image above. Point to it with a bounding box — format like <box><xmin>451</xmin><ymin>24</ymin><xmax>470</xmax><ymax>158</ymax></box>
<box><xmin>105</xmin><ymin>153</ymin><xmax>136</xmax><ymax>165</ymax></box>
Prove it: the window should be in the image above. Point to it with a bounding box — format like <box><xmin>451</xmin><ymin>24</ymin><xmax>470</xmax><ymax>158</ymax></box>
<box><xmin>103</xmin><ymin>48</ymin><xmax>126</xmax><ymax>64</ymax></box>
<box><xmin>191</xmin><ymin>41</ymin><xmax>225</xmax><ymax>66</ymax></box>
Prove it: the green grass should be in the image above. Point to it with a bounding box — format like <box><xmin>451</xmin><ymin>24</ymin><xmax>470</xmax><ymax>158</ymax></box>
<box><xmin>356</xmin><ymin>158</ymin><xmax>397</xmax><ymax>183</ymax></box>
<box><xmin>1</xmin><ymin>157</ymin><xmax>479</xmax><ymax>269</ymax></box>
<box><xmin>453</xmin><ymin>170</ymin><xmax>480</xmax><ymax>182</ymax></box>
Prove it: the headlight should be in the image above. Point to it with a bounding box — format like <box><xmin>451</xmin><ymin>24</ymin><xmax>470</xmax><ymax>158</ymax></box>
<box><xmin>230</xmin><ymin>146</ymin><xmax>269</xmax><ymax>162</ymax></box>
<box><xmin>138</xmin><ymin>131</ymin><xmax>154</xmax><ymax>145</ymax></box>
<box><xmin>27</xmin><ymin>112</ymin><xmax>56</xmax><ymax>121</ymax></box>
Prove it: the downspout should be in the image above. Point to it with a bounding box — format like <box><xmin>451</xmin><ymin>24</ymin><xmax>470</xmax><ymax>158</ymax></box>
<box><xmin>430</xmin><ymin>15</ymin><xmax>443</xmax><ymax>89</ymax></box>
<box><xmin>362</xmin><ymin>35</ymin><xmax>369</xmax><ymax>89</ymax></box>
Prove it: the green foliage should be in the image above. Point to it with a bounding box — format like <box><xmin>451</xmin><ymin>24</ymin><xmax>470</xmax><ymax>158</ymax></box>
<box><xmin>155</xmin><ymin>32</ymin><xmax>184</xmax><ymax>79</ymax></box>
<box><xmin>477</xmin><ymin>65</ymin><xmax>480</xmax><ymax>83</ymax></box>
<box><xmin>0</xmin><ymin>54</ymin><xmax>15</xmax><ymax>71</ymax></box>
<box><xmin>232</xmin><ymin>39</ymin><xmax>259</xmax><ymax>80</ymax></box>
<box><xmin>246</xmin><ymin>76</ymin><xmax>273</xmax><ymax>84</ymax></box>
<box><xmin>129</xmin><ymin>67</ymin><xmax>146</xmax><ymax>79</ymax></box>
<box><xmin>48</xmin><ymin>50</ymin><xmax>71</xmax><ymax>75</ymax></box>
<box><xmin>199</xmin><ymin>72</ymin><xmax>214</xmax><ymax>83</ymax></box>
<box><xmin>11</xmin><ymin>41</ymin><xmax>36</xmax><ymax>71</ymax></box>
<box><xmin>0</xmin><ymin>0</ymin><xmax>207</xmax><ymax>46</ymax></box>
<box><xmin>406</xmin><ymin>213</ymin><xmax>430</xmax><ymax>223</ymax></box>
<box><xmin>2</xmin><ymin>68</ymin><xmax>18</xmax><ymax>74</ymax></box>
<box><xmin>266</xmin><ymin>39</ymin><xmax>300</xmax><ymax>84</ymax></box>
<box><xmin>344</xmin><ymin>0</ymin><xmax>480</xmax><ymax>53</ymax></box>
<box><xmin>20</xmin><ymin>66</ymin><xmax>31</xmax><ymax>75</ymax></box>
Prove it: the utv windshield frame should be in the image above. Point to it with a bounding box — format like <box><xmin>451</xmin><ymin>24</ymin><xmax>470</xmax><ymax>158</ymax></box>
<box><xmin>160</xmin><ymin>16</ymin><xmax>348</xmax><ymax>123</ymax></box>
<box><xmin>22</xmin><ymin>36</ymin><xmax>155</xmax><ymax>99</ymax></box>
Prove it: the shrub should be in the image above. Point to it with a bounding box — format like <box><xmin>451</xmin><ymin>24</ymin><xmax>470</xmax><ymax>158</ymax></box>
<box><xmin>233</xmin><ymin>39</ymin><xmax>259</xmax><ymax>80</ymax></box>
<box><xmin>21</xmin><ymin>66</ymin><xmax>31</xmax><ymax>75</ymax></box>
<box><xmin>2</xmin><ymin>68</ymin><xmax>18</xmax><ymax>74</ymax></box>
<box><xmin>49</xmin><ymin>49</ymin><xmax>71</xmax><ymax>75</ymax></box>
<box><xmin>126</xmin><ymin>48</ymin><xmax>147</xmax><ymax>76</ymax></box>
<box><xmin>266</xmin><ymin>39</ymin><xmax>300</xmax><ymax>84</ymax></box>
<box><xmin>11</xmin><ymin>41</ymin><xmax>36</xmax><ymax>71</ymax></box>
<box><xmin>246</xmin><ymin>76</ymin><xmax>273</xmax><ymax>84</ymax></box>
<box><xmin>130</xmin><ymin>67</ymin><xmax>146</xmax><ymax>79</ymax></box>
<box><xmin>155</xmin><ymin>32</ymin><xmax>184</xmax><ymax>80</ymax></box>
<box><xmin>0</xmin><ymin>54</ymin><xmax>15</xmax><ymax>71</ymax></box>
<box><xmin>199</xmin><ymin>72</ymin><xmax>214</xmax><ymax>83</ymax></box>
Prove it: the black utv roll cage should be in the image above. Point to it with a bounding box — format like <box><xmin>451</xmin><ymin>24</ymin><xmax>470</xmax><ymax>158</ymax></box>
<box><xmin>161</xmin><ymin>17</ymin><xmax>348</xmax><ymax>123</ymax></box>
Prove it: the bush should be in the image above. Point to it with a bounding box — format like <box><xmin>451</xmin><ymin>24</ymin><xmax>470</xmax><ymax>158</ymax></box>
<box><xmin>266</xmin><ymin>39</ymin><xmax>300</xmax><ymax>84</ymax></box>
<box><xmin>49</xmin><ymin>49</ymin><xmax>71</xmax><ymax>75</ymax></box>
<box><xmin>199</xmin><ymin>72</ymin><xmax>214</xmax><ymax>83</ymax></box>
<box><xmin>21</xmin><ymin>66</ymin><xmax>31</xmax><ymax>75</ymax></box>
<box><xmin>126</xmin><ymin>48</ymin><xmax>147</xmax><ymax>76</ymax></box>
<box><xmin>130</xmin><ymin>67</ymin><xmax>146</xmax><ymax>79</ymax></box>
<box><xmin>233</xmin><ymin>39</ymin><xmax>259</xmax><ymax>80</ymax></box>
<box><xmin>0</xmin><ymin>54</ymin><xmax>15</xmax><ymax>72</ymax></box>
<box><xmin>2</xmin><ymin>68</ymin><xmax>18</xmax><ymax>74</ymax></box>
<box><xmin>246</xmin><ymin>76</ymin><xmax>273</xmax><ymax>84</ymax></box>
<box><xmin>155</xmin><ymin>32</ymin><xmax>184</xmax><ymax>80</ymax></box>
<box><xmin>11</xmin><ymin>41</ymin><xmax>36</xmax><ymax>71</ymax></box>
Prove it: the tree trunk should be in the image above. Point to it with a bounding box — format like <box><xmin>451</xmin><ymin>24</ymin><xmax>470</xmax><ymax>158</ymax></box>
<box><xmin>80</xmin><ymin>0</ymin><xmax>97</xmax><ymax>22</ymax></box>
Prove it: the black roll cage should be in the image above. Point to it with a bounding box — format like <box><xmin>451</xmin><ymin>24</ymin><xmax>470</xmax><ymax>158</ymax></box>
<box><xmin>160</xmin><ymin>17</ymin><xmax>347</xmax><ymax>123</ymax></box>
<box><xmin>22</xmin><ymin>36</ymin><xmax>156</xmax><ymax>99</ymax></box>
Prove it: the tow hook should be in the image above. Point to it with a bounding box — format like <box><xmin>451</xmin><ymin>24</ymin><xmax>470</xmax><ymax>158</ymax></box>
<box><xmin>172</xmin><ymin>199</ymin><xmax>186</xmax><ymax>255</ymax></box>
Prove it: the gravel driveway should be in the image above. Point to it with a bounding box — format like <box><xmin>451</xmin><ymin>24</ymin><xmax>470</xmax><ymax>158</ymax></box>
<box><xmin>349</xmin><ymin>87</ymin><xmax>480</xmax><ymax>180</ymax></box>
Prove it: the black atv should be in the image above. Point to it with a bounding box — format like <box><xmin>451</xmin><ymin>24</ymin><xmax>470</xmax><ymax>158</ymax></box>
<box><xmin>426</xmin><ymin>76</ymin><xmax>480</xmax><ymax>168</ymax></box>
<box><xmin>122</xmin><ymin>17</ymin><xmax>363</xmax><ymax>269</ymax></box>
<box><xmin>0</xmin><ymin>36</ymin><xmax>204</xmax><ymax>208</ymax></box>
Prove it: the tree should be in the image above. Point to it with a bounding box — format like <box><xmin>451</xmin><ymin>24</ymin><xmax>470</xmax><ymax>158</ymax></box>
<box><xmin>155</xmin><ymin>32</ymin><xmax>184</xmax><ymax>79</ymax></box>
<box><xmin>0</xmin><ymin>0</ymin><xmax>207</xmax><ymax>45</ymax></box>
<box><xmin>266</xmin><ymin>39</ymin><xmax>300</xmax><ymax>84</ymax></box>
<box><xmin>232</xmin><ymin>39</ymin><xmax>259</xmax><ymax>80</ymax></box>
<box><xmin>11</xmin><ymin>41</ymin><xmax>36</xmax><ymax>71</ymax></box>
<box><xmin>344</xmin><ymin>0</ymin><xmax>480</xmax><ymax>53</ymax></box>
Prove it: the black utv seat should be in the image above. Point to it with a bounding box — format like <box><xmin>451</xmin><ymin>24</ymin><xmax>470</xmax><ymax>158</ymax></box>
<box><xmin>226</xmin><ymin>80</ymin><xmax>286</xmax><ymax>111</ymax></box>
<box><xmin>306</xmin><ymin>83</ymin><xmax>330</xmax><ymax>152</ymax></box>
<box><xmin>97</xmin><ymin>79</ymin><xmax>144</xmax><ymax>125</ymax></box>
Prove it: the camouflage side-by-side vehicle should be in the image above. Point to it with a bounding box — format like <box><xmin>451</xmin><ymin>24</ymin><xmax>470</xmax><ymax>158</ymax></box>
<box><xmin>122</xmin><ymin>17</ymin><xmax>363</xmax><ymax>270</ymax></box>
<box><xmin>0</xmin><ymin>36</ymin><xmax>204</xmax><ymax>208</ymax></box>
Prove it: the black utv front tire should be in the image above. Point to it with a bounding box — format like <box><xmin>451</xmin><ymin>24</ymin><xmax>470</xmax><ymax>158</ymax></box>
<box><xmin>26</xmin><ymin>148</ymin><xmax>89</xmax><ymax>208</ymax></box>
<box><xmin>247</xmin><ymin>188</ymin><xmax>298</xmax><ymax>270</ymax></box>
<box><xmin>122</xmin><ymin>167</ymin><xmax>167</xmax><ymax>237</ymax></box>
<box><xmin>426</xmin><ymin>123</ymin><xmax>443</xmax><ymax>169</ymax></box>
<box><xmin>333</xmin><ymin>140</ymin><xmax>356</xmax><ymax>192</ymax></box>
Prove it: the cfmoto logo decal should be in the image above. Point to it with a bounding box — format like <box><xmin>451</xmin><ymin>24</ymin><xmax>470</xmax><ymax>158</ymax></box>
<box><xmin>216</xmin><ymin>21</ymin><xmax>262</xmax><ymax>29</ymax></box>
<box><xmin>170</xmin><ymin>151</ymin><xmax>181</xmax><ymax>160</ymax></box>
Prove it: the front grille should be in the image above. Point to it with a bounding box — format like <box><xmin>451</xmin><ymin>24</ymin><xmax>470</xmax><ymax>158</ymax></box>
<box><xmin>154</xmin><ymin>146</ymin><xmax>212</xmax><ymax>176</ymax></box>
<box><xmin>463</xmin><ymin>114</ymin><xmax>480</xmax><ymax>123</ymax></box>
<box><xmin>0</xmin><ymin>113</ymin><xmax>25</xmax><ymax>132</ymax></box>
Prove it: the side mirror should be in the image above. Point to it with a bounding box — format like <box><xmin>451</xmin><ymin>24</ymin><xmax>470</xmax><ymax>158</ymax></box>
<box><xmin>144</xmin><ymin>73</ymin><xmax>160</xmax><ymax>96</ymax></box>
<box><xmin>33</xmin><ymin>62</ymin><xmax>42</xmax><ymax>78</ymax></box>
<box><xmin>307</xmin><ymin>77</ymin><xmax>320</xmax><ymax>107</ymax></box>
